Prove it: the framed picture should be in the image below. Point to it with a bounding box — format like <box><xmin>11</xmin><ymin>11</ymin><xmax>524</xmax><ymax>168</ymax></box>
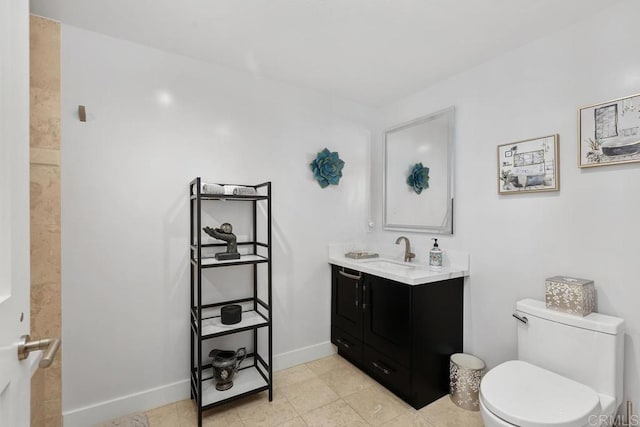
<box><xmin>497</xmin><ymin>134</ymin><xmax>559</xmax><ymax>195</ymax></box>
<box><xmin>579</xmin><ymin>93</ymin><xmax>640</xmax><ymax>167</ymax></box>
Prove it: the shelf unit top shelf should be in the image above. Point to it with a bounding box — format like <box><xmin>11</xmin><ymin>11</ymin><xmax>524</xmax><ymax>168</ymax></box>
<box><xmin>191</xmin><ymin>194</ymin><xmax>269</xmax><ymax>201</ymax></box>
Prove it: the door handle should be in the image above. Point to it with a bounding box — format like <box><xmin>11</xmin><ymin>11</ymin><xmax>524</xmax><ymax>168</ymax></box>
<box><xmin>355</xmin><ymin>282</ymin><xmax>359</xmax><ymax>307</ymax></box>
<box><xmin>338</xmin><ymin>270</ymin><xmax>361</xmax><ymax>280</ymax></box>
<box><xmin>362</xmin><ymin>283</ymin><xmax>367</xmax><ymax>309</ymax></box>
<box><xmin>18</xmin><ymin>335</ymin><xmax>61</xmax><ymax>368</ymax></box>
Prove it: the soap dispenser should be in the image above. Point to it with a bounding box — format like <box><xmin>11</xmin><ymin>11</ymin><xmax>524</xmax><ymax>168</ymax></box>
<box><xmin>429</xmin><ymin>238</ymin><xmax>443</xmax><ymax>269</ymax></box>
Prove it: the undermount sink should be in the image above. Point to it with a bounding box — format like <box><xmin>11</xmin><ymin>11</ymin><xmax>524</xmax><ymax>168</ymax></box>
<box><xmin>329</xmin><ymin>244</ymin><xmax>469</xmax><ymax>285</ymax></box>
<box><xmin>362</xmin><ymin>259</ymin><xmax>415</xmax><ymax>271</ymax></box>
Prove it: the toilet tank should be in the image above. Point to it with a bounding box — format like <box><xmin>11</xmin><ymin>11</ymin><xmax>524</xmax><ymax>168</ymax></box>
<box><xmin>516</xmin><ymin>299</ymin><xmax>624</xmax><ymax>406</ymax></box>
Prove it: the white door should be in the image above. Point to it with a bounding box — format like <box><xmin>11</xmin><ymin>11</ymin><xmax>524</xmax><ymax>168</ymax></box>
<box><xmin>0</xmin><ymin>0</ymin><xmax>33</xmax><ymax>425</ymax></box>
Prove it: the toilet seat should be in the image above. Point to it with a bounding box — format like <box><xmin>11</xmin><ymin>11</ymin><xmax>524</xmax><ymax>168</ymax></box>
<box><xmin>480</xmin><ymin>360</ymin><xmax>601</xmax><ymax>427</ymax></box>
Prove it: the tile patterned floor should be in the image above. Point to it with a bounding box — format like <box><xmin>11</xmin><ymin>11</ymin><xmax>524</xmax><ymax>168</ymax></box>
<box><xmin>141</xmin><ymin>355</ymin><xmax>484</xmax><ymax>427</ymax></box>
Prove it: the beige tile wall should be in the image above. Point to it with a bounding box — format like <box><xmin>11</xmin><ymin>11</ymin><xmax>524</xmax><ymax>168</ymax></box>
<box><xmin>29</xmin><ymin>15</ymin><xmax>62</xmax><ymax>427</ymax></box>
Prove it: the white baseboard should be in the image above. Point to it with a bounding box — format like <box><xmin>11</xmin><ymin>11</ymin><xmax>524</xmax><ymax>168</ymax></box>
<box><xmin>62</xmin><ymin>341</ymin><xmax>336</xmax><ymax>426</ymax></box>
<box><xmin>273</xmin><ymin>340</ymin><xmax>336</xmax><ymax>371</ymax></box>
<box><xmin>62</xmin><ymin>379</ymin><xmax>190</xmax><ymax>427</ymax></box>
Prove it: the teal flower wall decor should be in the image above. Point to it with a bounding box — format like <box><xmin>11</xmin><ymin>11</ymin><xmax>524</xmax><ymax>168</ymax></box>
<box><xmin>407</xmin><ymin>162</ymin><xmax>429</xmax><ymax>194</ymax></box>
<box><xmin>310</xmin><ymin>148</ymin><xmax>345</xmax><ymax>188</ymax></box>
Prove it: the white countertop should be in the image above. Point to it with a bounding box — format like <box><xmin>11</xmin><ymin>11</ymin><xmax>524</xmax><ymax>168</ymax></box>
<box><xmin>328</xmin><ymin>243</ymin><xmax>469</xmax><ymax>285</ymax></box>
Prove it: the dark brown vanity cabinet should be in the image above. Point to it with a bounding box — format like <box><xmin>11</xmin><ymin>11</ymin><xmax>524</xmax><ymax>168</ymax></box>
<box><xmin>330</xmin><ymin>264</ymin><xmax>464</xmax><ymax>409</ymax></box>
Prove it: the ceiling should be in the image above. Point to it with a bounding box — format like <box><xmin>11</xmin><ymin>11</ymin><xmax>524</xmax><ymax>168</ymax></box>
<box><xmin>30</xmin><ymin>0</ymin><xmax>618</xmax><ymax>106</ymax></box>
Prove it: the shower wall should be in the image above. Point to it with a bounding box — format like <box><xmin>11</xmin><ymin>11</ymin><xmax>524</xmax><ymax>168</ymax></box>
<box><xmin>29</xmin><ymin>15</ymin><xmax>62</xmax><ymax>427</ymax></box>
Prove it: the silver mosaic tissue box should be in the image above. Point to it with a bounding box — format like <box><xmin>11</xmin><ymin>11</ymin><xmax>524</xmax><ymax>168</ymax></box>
<box><xmin>545</xmin><ymin>275</ymin><xmax>595</xmax><ymax>316</ymax></box>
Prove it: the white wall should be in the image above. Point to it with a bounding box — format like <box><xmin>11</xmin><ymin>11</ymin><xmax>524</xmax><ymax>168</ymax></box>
<box><xmin>60</xmin><ymin>25</ymin><xmax>374</xmax><ymax>425</ymax></box>
<box><xmin>60</xmin><ymin>2</ymin><xmax>640</xmax><ymax>423</ymax></box>
<box><xmin>374</xmin><ymin>0</ymin><xmax>640</xmax><ymax>408</ymax></box>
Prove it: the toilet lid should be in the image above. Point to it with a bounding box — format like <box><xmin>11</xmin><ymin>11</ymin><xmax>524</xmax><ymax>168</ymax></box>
<box><xmin>480</xmin><ymin>360</ymin><xmax>601</xmax><ymax>427</ymax></box>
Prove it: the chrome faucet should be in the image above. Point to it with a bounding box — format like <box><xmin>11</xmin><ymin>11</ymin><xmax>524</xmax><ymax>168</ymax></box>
<box><xmin>395</xmin><ymin>236</ymin><xmax>415</xmax><ymax>263</ymax></box>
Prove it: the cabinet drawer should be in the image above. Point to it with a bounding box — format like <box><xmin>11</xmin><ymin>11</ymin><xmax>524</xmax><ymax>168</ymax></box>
<box><xmin>331</xmin><ymin>326</ymin><xmax>363</xmax><ymax>365</ymax></box>
<box><xmin>364</xmin><ymin>345</ymin><xmax>410</xmax><ymax>398</ymax></box>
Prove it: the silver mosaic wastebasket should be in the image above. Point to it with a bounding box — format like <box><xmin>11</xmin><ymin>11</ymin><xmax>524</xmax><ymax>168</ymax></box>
<box><xmin>449</xmin><ymin>353</ymin><xmax>485</xmax><ymax>411</ymax></box>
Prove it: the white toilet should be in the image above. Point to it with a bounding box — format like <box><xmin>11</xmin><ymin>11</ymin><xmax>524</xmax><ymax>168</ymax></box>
<box><xmin>480</xmin><ymin>299</ymin><xmax>624</xmax><ymax>427</ymax></box>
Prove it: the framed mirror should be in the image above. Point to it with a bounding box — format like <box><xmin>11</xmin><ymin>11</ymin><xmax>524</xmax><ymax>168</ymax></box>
<box><xmin>383</xmin><ymin>107</ymin><xmax>455</xmax><ymax>234</ymax></box>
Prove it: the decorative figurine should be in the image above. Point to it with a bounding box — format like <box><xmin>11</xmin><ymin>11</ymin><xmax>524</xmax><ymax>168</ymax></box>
<box><xmin>203</xmin><ymin>223</ymin><xmax>241</xmax><ymax>260</ymax></box>
<box><xmin>209</xmin><ymin>347</ymin><xmax>247</xmax><ymax>391</ymax></box>
<box><xmin>310</xmin><ymin>147</ymin><xmax>345</xmax><ymax>188</ymax></box>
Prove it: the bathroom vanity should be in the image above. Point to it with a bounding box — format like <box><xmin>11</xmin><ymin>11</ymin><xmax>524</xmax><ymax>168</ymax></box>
<box><xmin>329</xmin><ymin>256</ymin><xmax>467</xmax><ymax>409</ymax></box>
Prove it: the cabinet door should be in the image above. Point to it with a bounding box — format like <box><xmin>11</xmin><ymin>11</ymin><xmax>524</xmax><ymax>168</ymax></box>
<box><xmin>411</xmin><ymin>277</ymin><xmax>463</xmax><ymax>407</ymax></box>
<box><xmin>363</xmin><ymin>275</ymin><xmax>411</xmax><ymax>367</ymax></box>
<box><xmin>331</xmin><ymin>265</ymin><xmax>363</xmax><ymax>340</ymax></box>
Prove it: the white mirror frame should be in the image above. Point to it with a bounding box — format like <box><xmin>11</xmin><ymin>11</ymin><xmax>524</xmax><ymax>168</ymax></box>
<box><xmin>383</xmin><ymin>106</ymin><xmax>455</xmax><ymax>234</ymax></box>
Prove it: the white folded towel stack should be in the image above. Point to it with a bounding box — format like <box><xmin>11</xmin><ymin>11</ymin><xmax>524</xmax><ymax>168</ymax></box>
<box><xmin>192</xmin><ymin>182</ymin><xmax>224</xmax><ymax>195</ymax></box>
<box><xmin>233</xmin><ymin>186</ymin><xmax>257</xmax><ymax>196</ymax></box>
<box><xmin>224</xmin><ymin>185</ymin><xmax>257</xmax><ymax>196</ymax></box>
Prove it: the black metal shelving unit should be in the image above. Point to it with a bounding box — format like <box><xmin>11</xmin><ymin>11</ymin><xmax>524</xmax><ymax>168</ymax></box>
<box><xmin>189</xmin><ymin>177</ymin><xmax>272</xmax><ymax>427</ymax></box>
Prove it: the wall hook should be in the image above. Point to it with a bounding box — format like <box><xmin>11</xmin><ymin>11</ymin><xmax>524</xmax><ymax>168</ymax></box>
<box><xmin>78</xmin><ymin>105</ymin><xmax>86</xmax><ymax>122</ymax></box>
